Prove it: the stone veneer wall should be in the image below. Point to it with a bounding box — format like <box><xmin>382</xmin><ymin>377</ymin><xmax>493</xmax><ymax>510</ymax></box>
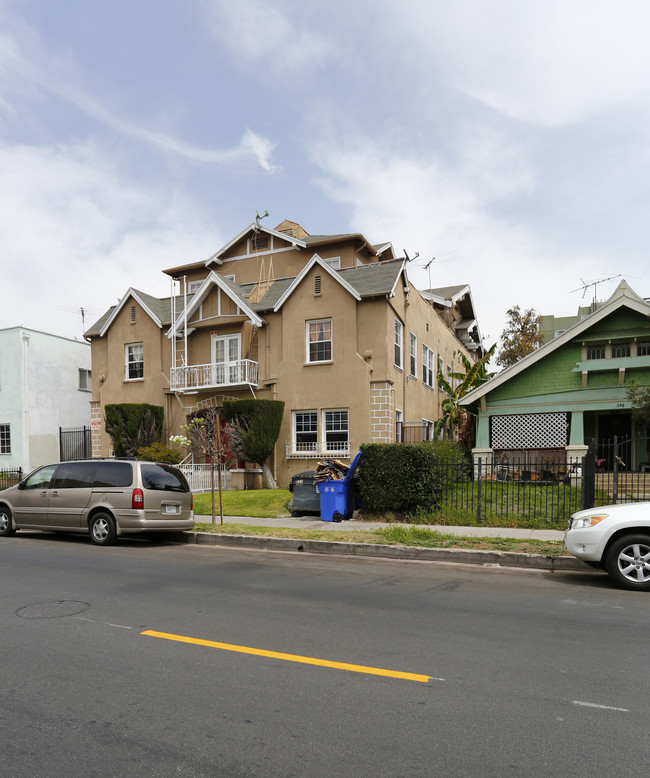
<box><xmin>90</xmin><ymin>401</ymin><xmax>103</xmax><ymax>458</ymax></box>
<box><xmin>370</xmin><ymin>380</ymin><xmax>395</xmax><ymax>443</ymax></box>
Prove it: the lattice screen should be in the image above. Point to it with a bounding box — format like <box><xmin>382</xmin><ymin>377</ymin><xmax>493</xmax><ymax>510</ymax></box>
<box><xmin>491</xmin><ymin>413</ymin><xmax>568</xmax><ymax>450</ymax></box>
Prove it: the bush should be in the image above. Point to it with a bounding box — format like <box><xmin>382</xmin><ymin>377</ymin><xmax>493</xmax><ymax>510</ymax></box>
<box><xmin>358</xmin><ymin>441</ymin><xmax>470</xmax><ymax>515</ymax></box>
<box><xmin>105</xmin><ymin>404</ymin><xmax>164</xmax><ymax>457</ymax></box>
<box><xmin>136</xmin><ymin>443</ymin><xmax>182</xmax><ymax>464</ymax></box>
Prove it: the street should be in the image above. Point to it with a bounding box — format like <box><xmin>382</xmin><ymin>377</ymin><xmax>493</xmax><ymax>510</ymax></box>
<box><xmin>1</xmin><ymin>533</ymin><xmax>648</xmax><ymax>777</ymax></box>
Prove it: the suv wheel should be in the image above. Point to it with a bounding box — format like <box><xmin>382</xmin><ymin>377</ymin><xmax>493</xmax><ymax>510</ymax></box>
<box><xmin>0</xmin><ymin>506</ymin><xmax>15</xmax><ymax>537</ymax></box>
<box><xmin>605</xmin><ymin>534</ymin><xmax>650</xmax><ymax>591</ymax></box>
<box><xmin>89</xmin><ymin>512</ymin><xmax>117</xmax><ymax>546</ymax></box>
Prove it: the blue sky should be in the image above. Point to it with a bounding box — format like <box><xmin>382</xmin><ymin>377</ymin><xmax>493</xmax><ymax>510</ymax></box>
<box><xmin>2</xmin><ymin>0</ymin><xmax>650</xmax><ymax>347</ymax></box>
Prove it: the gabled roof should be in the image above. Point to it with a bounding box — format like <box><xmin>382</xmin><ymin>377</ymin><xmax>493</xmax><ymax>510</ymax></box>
<box><xmin>167</xmin><ymin>271</ymin><xmax>264</xmax><ymax>337</ymax></box>
<box><xmin>97</xmin><ymin>288</ymin><xmax>164</xmax><ymax>338</ymax></box>
<box><xmin>339</xmin><ymin>258</ymin><xmax>406</xmax><ymax>298</ymax></box>
<box><xmin>460</xmin><ymin>281</ymin><xmax>650</xmax><ymax>407</ymax></box>
<box><xmin>272</xmin><ymin>254</ymin><xmax>362</xmax><ymax>312</ymax></box>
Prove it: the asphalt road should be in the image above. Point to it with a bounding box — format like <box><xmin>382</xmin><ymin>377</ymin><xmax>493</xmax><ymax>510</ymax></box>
<box><xmin>1</xmin><ymin>533</ymin><xmax>648</xmax><ymax>777</ymax></box>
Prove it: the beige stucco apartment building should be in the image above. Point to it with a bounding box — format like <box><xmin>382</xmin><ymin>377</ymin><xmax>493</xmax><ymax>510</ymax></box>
<box><xmin>85</xmin><ymin>219</ymin><xmax>483</xmax><ymax>487</ymax></box>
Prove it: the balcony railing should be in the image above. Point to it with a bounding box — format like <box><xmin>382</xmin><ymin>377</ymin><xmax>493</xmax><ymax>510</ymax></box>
<box><xmin>286</xmin><ymin>441</ymin><xmax>351</xmax><ymax>459</ymax></box>
<box><xmin>170</xmin><ymin>360</ymin><xmax>258</xmax><ymax>392</ymax></box>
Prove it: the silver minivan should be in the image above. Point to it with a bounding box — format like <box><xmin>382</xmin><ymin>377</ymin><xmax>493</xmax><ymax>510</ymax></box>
<box><xmin>0</xmin><ymin>459</ymin><xmax>194</xmax><ymax>545</ymax></box>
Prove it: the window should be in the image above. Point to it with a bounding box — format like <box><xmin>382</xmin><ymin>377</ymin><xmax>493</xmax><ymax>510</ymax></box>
<box><xmin>212</xmin><ymin>334</ymin><xmax>241</xmax><ymax>383</ymax></box>
<box><xmin>52</xmin><ymin>462</ymin><xmax>98</xmax><ymax>489</ymax></box>
<box><xmin>639</xmin><ymin>341</ymin><xmax>650</xmax><ymax>357</ymax></box>
<box><xmin>188</xmin><ymin>280</ymin><xmax>203</xmax><ymax>294</ymax></box>
<box><xmin>307</xmin><ymin>319</ymin><xmax>332</xmax><ymax>362</ymax></box>
<box><xmin>323</xmin><ymin>410</ymin><xmax>349</xmax><ymax>454</ymax></box>
<box><xmin>586</xmin><ymin>344</ymin><xmax>605</xmax><ymax>360</ymax></box>
<box><xmin>409</xmin><ymin>333</ymin><xmax>417</xmax><ymax>378</ymax></box>
<box><xmin>396</xmin><ymin>409</ymin><xmax>403</xmax><ymax>442</ymax></box>
<box><xmin>125</xmin><ymin>343</ymin><xmax>144</xmax><ymax>379</ymax></box>
<box><xmin>94</xmin><ymin>461</ymin><xmax>133</xmax><ymax>487</ymax></box>
<box><xmin>611</xmin><ymin>342</ymin><xmax>630</xmax><ymax>358</ymax></box>
<box><xmin>78</xmin><ymin>368</ymin><xmax>92</xmax><ymax>391</ymax></box>
<box><xmin>23</xmin><ymin>464</ymin><xmax>57</xmax><ymax>489</ymax></box>
<box><xmin>422</xmin><ymin>345</ymin><xmax>435</xmax><ymax>388</ymax></box>
<box><xmin>0</xmin><ymin>424</ymin><xmax>10</xmax><ymax>454</ymax></box>
<box><xmin>293</xmin><ymin>411</ymin><xmax>318</xmax><ymax>454</ymax></box>
<box><xmin>251</xmin><ymin>233</ymin><xmax>269</xmax><ymax>252</ymax></box>
<box><xmin>394</xmin><ymin>318</ymin><xmax>403</xmax><ymax>369</ymax></box>
<box><xmin>323</xmin><ymin>256</ymin><xmax>341</xmax><ymax>270</ymax></box>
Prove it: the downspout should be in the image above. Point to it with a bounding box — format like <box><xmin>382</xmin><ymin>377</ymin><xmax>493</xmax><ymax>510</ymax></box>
<box><xmin>21</xmin><ymin>331</ymin><xmax>30</xmax><ymax>470</ymax></box>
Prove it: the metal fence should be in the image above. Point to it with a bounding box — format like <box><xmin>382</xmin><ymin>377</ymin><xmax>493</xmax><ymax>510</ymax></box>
<box><xmin>430</xmin><ymin>456</ymin><xmax>582</xmax><ymax>525</ymax></box>
<box><xmin>59</xmin><ymin>426</ymin><xmax>92</xmax><ymax>461</ymax></box>
<box><xmin>583</xmin><ymin>435</ymin><xmax>650</xmax><ymax>507</ymax></box>
<box><xmin>178</xmin><ymin>463</ymin><xmax>231</xmax><ymax>493</ymax></box>
<box><xmin>0</xmin><ymin>468</ymin><xmax>22</xmax><ymax>490</ymax></box>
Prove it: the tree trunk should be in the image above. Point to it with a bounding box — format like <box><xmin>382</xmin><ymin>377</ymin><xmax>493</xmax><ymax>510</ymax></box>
<box><xmin>261</xmin><ymin>460</ymin><xmax>277</xmax><ymax>489</ymax></box>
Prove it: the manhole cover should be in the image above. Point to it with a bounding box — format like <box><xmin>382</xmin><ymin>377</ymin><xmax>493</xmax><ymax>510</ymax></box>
<box><xmin>16</xmin><ymin>601</ymin><xmax>89</xmax><ymax>619</ymax></box>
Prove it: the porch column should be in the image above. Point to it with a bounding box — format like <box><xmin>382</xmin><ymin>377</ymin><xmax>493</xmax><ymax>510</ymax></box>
<box><xmin>566</xmin><ymin>410</ymin><xmax>588</xmax><ymax>464</ymax></box>
<box><xmin>471</xmin><ymin>414</ymin><xmax>493</xmax><ymax>474</ymax></box>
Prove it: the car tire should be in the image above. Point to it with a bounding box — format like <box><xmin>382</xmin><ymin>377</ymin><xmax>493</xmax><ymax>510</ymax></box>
<box><xmin>604</xmin><ymin>534</ymin><xmax>650</xmax><ymax>591</ymax></box>
<box><xmin>89</xmin><ymin>512</ymin><xmax>117</xmax><ymax>546</ymax></box>
<box><xmin>0</xmin><ymin>506</ymin><xmax>15</xmax><ymax>537</ymax></box>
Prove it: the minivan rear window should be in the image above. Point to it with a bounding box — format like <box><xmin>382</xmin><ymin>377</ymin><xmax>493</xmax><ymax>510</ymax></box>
<box><xmin>141</xmin><ymin>464</ymin><xmax>189</xmax><ymax>492</ymax></box>
<box><xmin>94</xmin><ymin>462</ymin><xmax>134</xmax><ymax>488</ymax></box>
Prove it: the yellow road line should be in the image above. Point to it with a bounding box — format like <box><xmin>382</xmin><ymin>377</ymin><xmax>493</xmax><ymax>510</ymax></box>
<box><xmin>141</xmin><ymin>629</ymin><xmax>431</xmax><ymax>683</ymax></box>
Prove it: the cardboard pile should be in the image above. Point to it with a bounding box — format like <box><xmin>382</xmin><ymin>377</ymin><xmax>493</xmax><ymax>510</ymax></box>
<box><xmin>315</xmin><ymin>459</ymin><xmax>350</xmax><ymax>482</ymax></box>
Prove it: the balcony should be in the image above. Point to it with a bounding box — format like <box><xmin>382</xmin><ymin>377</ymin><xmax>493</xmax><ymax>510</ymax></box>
<box><xmin>286</xmin><ymin>441</ymin><xmax>351</xmax><ymax>460</ymax></box>
<box><xmin>170</xmin><ymin>360</ymin><xmax>258</xmax><ymax>393</ymax></box>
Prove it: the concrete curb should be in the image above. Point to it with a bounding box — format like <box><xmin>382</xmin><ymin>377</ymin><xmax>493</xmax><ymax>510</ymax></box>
<box><xmin>180</xmin><ymin>531</ymin><xmax>595</xmax><ymax>573</ymax></box>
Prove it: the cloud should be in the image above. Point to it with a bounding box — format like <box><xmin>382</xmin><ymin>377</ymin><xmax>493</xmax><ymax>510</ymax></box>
<box><xmin>202</xmin><ymin>0</ymin><xmax>334</xmax><ymax>77</ymax></box>
<box><xmin>0</xmin><ymin>140</ymin><xmax>219</xmax><ymax>338</ymax></box>
<box><xmin>377</xmin><ymin>0</ymin><xmax>650</xmax><ymax>127</ymax></box>
<box><xmin>308</xmin><ymin>131</ymin><xmax>614</xmax><ymax>345</ymax></box>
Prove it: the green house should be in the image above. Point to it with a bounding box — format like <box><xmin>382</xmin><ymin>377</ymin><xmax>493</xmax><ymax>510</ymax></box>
<box><xmin>460</xmin><ymin>282</ymin><xmax>650</xmax><ymax>471</ymax></box>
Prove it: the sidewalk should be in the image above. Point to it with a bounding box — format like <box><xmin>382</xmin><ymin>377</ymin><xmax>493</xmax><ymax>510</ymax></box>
<box><xmin>185</xmin><ymin>513</ymin><xmax>594</xmax><ymax>573</ymax></box>
<box><xmin>201</xmin><ymin>513</ymin><xmax>565</xmax><ymax>542</ymax></box>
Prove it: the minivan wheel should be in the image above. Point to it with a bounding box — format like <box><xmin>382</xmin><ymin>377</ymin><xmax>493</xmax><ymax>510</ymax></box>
<box><xmin>605</xmin><ymin>534</ymin><xmax>650</xmax><ymax>591</ymax></box>
<box><xmin>89</xmin><ymin>513</ymin><xmax>117</xmax><ymax>546</ymax></box>
<box><xmin>0</xmin><ymin>507</ymin><xmax>15</xmax><ymax>537</ymax></box>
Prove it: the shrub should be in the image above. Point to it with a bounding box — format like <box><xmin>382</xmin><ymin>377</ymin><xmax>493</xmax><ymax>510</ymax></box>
<box><xmin>104</xmin><ymin>404</ymin><xmax>164</xmax><ymax>457</ymax></box>
<box><xmin>136</xmin><ymin>442</ymin><xmax>182</xmax><ymax>464</ymax></box>
<box><xmin>358</xmin><ymin>441</ymin><xmax>470</xmax><ymax>515</ymax></box>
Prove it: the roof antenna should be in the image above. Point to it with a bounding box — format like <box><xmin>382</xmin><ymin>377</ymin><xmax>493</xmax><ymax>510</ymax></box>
<box><xmin>570</xmin><ymin>274</ymin><xmax>621</xmax><ymax>307</ymax></box>
<box><xmin>403</xmin><ymin>249</ymin><xmax>419</xmax><ymax>263</ymax></box>
<box><xmin>255</xmin><ymin>209</ymin><xmax>269</xmax><ymax>228</ymax></box>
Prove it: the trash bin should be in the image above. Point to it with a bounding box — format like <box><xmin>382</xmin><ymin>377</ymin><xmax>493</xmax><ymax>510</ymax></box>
<box><xmin>288</xmin><ymin>471</ymin><xmax>320</xmax><ymax>516</ymax></box>
<box><xmin>317</xmin><ymin>451</ymin><xmax>362</xmax><ymax>522</ymax></box>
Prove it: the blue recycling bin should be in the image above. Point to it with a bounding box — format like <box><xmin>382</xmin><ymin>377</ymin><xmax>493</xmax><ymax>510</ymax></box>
<box><xmin>317</xmin><ymin>451</ymin><xmax>361</xmax><ymax>522</ymax></box>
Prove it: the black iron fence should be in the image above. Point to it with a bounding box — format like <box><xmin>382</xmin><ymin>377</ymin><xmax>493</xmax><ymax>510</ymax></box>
<box><xmin>583</xmin><ymin>435</ymin><xmax>650</xmax><ymax>508</ymax></box>
<box><xmin>429</xmin><ymin>456</ymin><xmax>582</xmax><ymax>526</ymax></box>
<box><xmin>59</xmin><ymin>426</ymin><xmax>92</xmax><ymax>461</ymax></box>
<box><xmin>0</xmin><ymin>468</ymin><xmax>22</xmax><ymax>490</ymax></box>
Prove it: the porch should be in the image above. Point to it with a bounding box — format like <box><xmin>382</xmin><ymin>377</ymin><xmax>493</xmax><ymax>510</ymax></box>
<box><xmin>170</xmin><ymin>360</ymin><xmax>258</xmax><ymax>393</ymax></box>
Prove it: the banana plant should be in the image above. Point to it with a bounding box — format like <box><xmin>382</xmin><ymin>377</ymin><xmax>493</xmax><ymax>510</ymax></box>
<box><xmin>434</xmin><ymin>343</ymin><xmax>496</xmax><ymax>439</ymax></box>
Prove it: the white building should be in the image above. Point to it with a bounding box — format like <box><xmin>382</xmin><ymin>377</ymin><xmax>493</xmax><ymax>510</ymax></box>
<box><xmin>0</xmin><ymin>327</ymin><xmax>91</xmax><ymax>473</ymax></box>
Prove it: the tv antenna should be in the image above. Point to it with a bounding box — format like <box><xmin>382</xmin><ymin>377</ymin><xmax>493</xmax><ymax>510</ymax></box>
<box><xmin>571</xmin><ymin>275</ymin><xmax>621</xmax><ymax>306</ymax></box>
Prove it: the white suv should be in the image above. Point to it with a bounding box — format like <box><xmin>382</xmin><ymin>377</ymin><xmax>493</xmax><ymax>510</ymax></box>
<box><xmin>565</xmin><ymin>502</ymin><xmax>650</xmax><ymax>590</ymax></box>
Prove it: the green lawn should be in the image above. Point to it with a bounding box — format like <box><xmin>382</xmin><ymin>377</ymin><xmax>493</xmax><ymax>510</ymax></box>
<box><xmin>193</xmin><ymin>488</ymin><xmax>292</xmax><ymax>518</ymax></box>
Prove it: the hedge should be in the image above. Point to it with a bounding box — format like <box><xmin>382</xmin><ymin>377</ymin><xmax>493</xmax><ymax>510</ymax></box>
<box><xmin>358</xmin><ymin>441</ymin><xmax>470</xmax><ymax>514</ymax></box>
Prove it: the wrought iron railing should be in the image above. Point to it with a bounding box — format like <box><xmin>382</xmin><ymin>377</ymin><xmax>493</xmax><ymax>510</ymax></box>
<box><xmin>170</xmin><ymin>360</ymin><xmax>258</xmax><ymax>392</ymax></box>
<box><xmin>286</xmin><ymin>441</ymin><xmax>351</xmax><ymax>459</ymax></box>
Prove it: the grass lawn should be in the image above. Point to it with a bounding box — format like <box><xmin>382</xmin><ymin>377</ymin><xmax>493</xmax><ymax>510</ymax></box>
<box><xmin>191</xmin><ymin>521</ymin><xmax>566</xmax><ymax>557</ymax></box>
<box><xmin>193</xmin><ymin>488</ymin><xmax>292</xmax><ymax>519</ymax></box>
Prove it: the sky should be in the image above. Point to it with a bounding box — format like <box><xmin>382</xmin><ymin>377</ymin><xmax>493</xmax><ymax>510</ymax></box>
<box><xmin>1</xmin><ymin>0</ymin><xmax>650</xmax><ymax>349</ymax></box>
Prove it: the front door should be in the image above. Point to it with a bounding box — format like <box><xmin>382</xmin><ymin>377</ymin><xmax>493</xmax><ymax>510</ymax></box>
<box><xmin>211</xmin><ymin>334</ymin><xmax>241</xmax><ymax>385</ymax></box>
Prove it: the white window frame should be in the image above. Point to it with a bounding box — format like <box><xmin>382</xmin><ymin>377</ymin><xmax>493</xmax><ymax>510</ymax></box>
<box><xmin>78</xmin><ymin>368</ymin><xmax>92</xmax><ymax>391</ymax></box>
<box><xmin>422</xmin><ymin>345</ymin><xmax>435</xmax><ymax>388</ymax></box>
<box><xmin>409</xmin><ymin>332</ymin><xmax>417</xmax><ymax>378</ymax></box>
<box><xmin>322</xmin><ymin>409</ymin><xmax>349</xmax><ymax>455</ymax></box>
<box><xmin>323</xmin><ymin>256</ymin><xmax>341</xmax><ymax>270</ymax></box>
<box><xmin>125</xmin><ymin>342</ymin><xmax>144</xmax><ymax>380</ymax></box>
<box><xmin>306</xmin><ymin>318</ymin><xmax>333</xmax><ymax>363</ymax></box>
<box><xmin>292</xmin><ymin>410</ymin><xmax>318</xmax><ymax>455</ymax></box>
<box><xmin>0</xmin><ymin>423</ymin><xmax>10</xmax><ymax>454</ymax></box>
<box><xmin>394</xmin><ymin>318</ymin><xmax>403</xmax><ymax>369</ymax></box>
